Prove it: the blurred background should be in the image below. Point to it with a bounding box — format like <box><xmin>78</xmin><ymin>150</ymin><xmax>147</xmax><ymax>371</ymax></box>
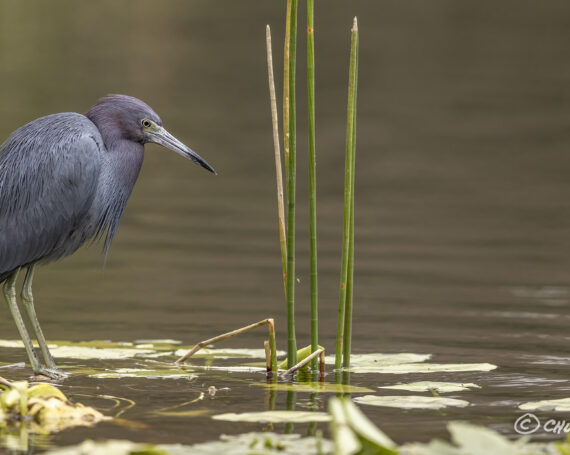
<box><xmin>0</xmin><ymin>0</ymin><xmax>569</xmax><ymax>444</ymax></box>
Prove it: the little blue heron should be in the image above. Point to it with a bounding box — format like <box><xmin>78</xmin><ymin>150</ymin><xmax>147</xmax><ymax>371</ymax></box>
<box><xmin>0</xmin><ymin>94</ymin><xmax>215</xmax><ymax>379</ymax></box>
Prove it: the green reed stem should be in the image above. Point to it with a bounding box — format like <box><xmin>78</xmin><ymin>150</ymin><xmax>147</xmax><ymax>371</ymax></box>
<box><xmin>285</xmin><ymin>0</ymin><xmax>298</xmax><ymax>368</ymax></box>
<box><xmin>307</xmin><ymin>0</ymin><xmax>319</xmax><ymax>371</ymax></box>
<box><xmin>335</xmin><ymin>17</ymin><xmax>359</xmax><ymax>370</ymax></box>
<box><xmin>266</xmin><ymin>26</ymin><xmax>288</xmax><ymax>292</ymax></box>
<box><xmin>283</xmin><ymin>0</ymin><xmax>292</xmax><ymax>177</ymax></box>
<box><xmin>342</xmin><ymin>18</ymin><xmax>359</xmax><ymax>369</ymax></box>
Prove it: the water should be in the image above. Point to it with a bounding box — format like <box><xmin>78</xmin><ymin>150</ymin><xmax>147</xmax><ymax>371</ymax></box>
<box><xmin>1</xmin><ymin>0</ymin><xmax>569</xmax><ymax>451</ymax></box>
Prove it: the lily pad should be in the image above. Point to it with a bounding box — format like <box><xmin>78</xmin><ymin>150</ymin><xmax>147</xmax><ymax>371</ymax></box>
<box><xmin>519</xmin><ymin>398</ymin><xmax>570</xmax><ymax>411</ymax></box>
<box><xmin>353</xmin><ymin>395</ymin><xmax>469</xmax><ymax>409</ymax></box>
<box><xmin>0</xmin><ymin>339</ymin><xmax>156</xmax><ymax>360</ymax></box>
<box><xmin>174</xmin><ymin>347</ymin><xmax>285</xmax><ymax>359</ymax></box>
<box><xmin>325</xmin><ymin>352</ymin><xmax>431</xmax><ymax>367</ymax></box>
<box><xmin>212</xmin><ymin>410</ymin><xmax>331</xmax><ymax>423</ymax></box>
<box><xmin>193</xmin><ymin>365</ymin><xmax>267</xmax><ymax>373</ymax></box>
<box><xmin>135</xmin><ymin>339</ymin><xmax>182</xmax><ymax>345</ymax></box>
<box><xmin>0</xmin><ymin>340</ymin><xmax>51</xmax><ymax>349</ymax></box>
<box><xmin>89</xmin><ymin>368</ymin><xmax>198</xmax><ymax>379</ymax></box>
<box><xmin>323</xmin><ymin>352</ymin><xmax>496</xmax><ymax>374</ymax></box>
<box><xmin>353</xmin><ymin>362</ymin><xmax>497</xmax><ymax>374</ymax></box>
<box><xmin>49</xmin><ymin>345</ymin><xmax>154</xmax><ymax>360</ymax></box>
<box><xmin>379</xmin><ymin>382</ymin><xmax>480</xmax><ymax>393</ymax></box>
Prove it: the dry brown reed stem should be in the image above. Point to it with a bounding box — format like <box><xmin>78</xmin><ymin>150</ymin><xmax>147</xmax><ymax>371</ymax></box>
<box><xmin>282</xmin><ymin>348</ymin><xmax>324</xmax><ymax>377</ymax></box>
<box><xmin>266</xmin><ymin>25</ymin><xmax>288</xmax><ymax>290</ymax></box>
<box><xmin>176</xmin><ymin>318</ymin><xmax>277</xmax><ymax>374</ymax></box>
<box><xmin>319</xmin><ymin>350</ymin><xmax>326</xmax><ymax>380</ymax></box>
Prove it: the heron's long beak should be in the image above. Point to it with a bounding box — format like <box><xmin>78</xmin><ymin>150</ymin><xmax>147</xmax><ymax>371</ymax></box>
<box><xmin>149</xmin><ymin>127</ymin><xmax>216</xmax><ymax>175</ymax></box>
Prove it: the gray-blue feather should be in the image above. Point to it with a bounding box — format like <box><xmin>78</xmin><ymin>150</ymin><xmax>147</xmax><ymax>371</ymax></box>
<box><xmin>0</xmin><ymin>113</ymin><xmax>102</xmax><ymax>280</ymax></box>
<box><xmin>0</xmin><ymin>94</ymin><xmax>212</xmax><ymax>284</ymax></box>
<box><xmin>0</xmin><ymin>102</ymin><xmax>145</xmax><ymax>282</ymax></box>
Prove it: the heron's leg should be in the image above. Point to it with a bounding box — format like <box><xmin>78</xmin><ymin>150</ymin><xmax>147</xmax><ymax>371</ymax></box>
<box><xmin>21</xmin><ymin>265</ymin><xmax>58</xmax><ymax>370</ymax></box>
<box><xmin>2</xmin><ymin>268</ymin><xmax>43</xmax><ymax>373</ymax></box>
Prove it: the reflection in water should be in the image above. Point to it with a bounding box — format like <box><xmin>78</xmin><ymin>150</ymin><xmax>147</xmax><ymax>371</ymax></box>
<box><xmin>0</xmin><ymin>0</ymin><xmax>569</xmax><ymax>449</ymax></box>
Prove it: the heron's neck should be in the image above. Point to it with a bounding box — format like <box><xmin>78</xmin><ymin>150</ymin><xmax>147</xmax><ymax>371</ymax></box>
<box><xmin>107</xmin><ymin>139</ymin><xmax>145</xmax><ymax>191</ymax></box>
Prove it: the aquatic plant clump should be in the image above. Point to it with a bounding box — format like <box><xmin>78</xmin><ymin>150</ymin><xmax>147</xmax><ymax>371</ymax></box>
<box><xmin>0</xmin><ymin>377</ymin><xmax>107</xmax><ymax>432</ymax></box>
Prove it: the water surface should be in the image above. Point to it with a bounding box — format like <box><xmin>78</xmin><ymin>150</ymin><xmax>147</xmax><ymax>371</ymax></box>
<box><xmin>1</xmin><ymin>0</ymin><xmax>569</xmax><ymax>450</ymax></box>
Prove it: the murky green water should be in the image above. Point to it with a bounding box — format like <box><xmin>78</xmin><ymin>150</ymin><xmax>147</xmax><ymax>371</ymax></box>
<box><xmin>1</xmin><ymin>0</ymin><xmax>570</xmax><ymax>452</ymax></box>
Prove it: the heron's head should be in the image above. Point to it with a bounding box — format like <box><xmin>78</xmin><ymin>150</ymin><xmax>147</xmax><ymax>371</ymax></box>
<box><xmin>86</xmin><ymin>94</ymin><xmax>216</xmax><ymax>174</ymax></box>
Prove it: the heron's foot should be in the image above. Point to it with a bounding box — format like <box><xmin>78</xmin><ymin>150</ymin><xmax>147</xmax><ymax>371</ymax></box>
<box><xmin>33</xmin><ymin>367</ymin><xmax>69</xmax><ymax>381</ymax></box>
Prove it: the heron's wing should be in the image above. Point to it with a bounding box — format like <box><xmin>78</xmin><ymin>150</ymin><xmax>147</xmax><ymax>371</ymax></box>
<box><xmin>0</xmin><ymin>113</ymin><xmax>103</xmax><ymax>278</ymax></box>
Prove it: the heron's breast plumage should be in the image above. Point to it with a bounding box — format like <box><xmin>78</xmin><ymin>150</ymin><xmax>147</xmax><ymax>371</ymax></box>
<box><xmin>0</xmin><ymin>112</ymin><xmax>114</xmax><ymax>280</ymax></box>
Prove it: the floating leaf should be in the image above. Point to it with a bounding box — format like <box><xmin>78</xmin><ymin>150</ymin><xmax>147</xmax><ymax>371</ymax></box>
<box><xmin>353</xmin><ymin>395</ymin><xmax>469</xmax><ymax>410</ymax></box>
<box><xmin>0</xmin><ymin>340</ymin><xmax>46</xmax><ymax>349</ymax></box>
<box><xmin>212</xmin><ymin>410</ymin><xmax>331</xmax><ymax>423</ymax></box>
<box><xmin>48</xmin><ymin>345</ymin><xmax>154</xmax><ymax>360</ymax></box>
<box><xmin>89</xmin><ymin>368</ymin><xmax>198</xmax><ymax>379</ymax></box>
<box><xmin>253</xmin><ymin>382</ymin><xmax>374</xmax><ymax>394</ymax></box>
<box><xmin>174</xmin><ymin>347</ymin><xmax>285</xmax><ymax>359</ymax></box>
<box><xmin>379</xmin><ymin>382</ymin><xmax>480</xmax><ymax>393</ymax></box>
<box><xmin>519</xmin><ymin>398</ymin><xmax>570</xmax><ymax>412</ymax></box>
<box><xmin>353</xmin><ymin>362</ymin><xmax>497</xmax><ymax>374</ymax></box>
<box><xmin>135</xmin><ymin>338</ymin><xmax>182</xmax><ymax>346</ymax></box>
<box><xmin>47</xmin><ymin>340</ymin><xmax>137</xmax><ymax>349</ymax></box>
<box><xmin>0</xmin><ymin>339</ymin><xmax>171</xmax><ymax>359</ymax></box>
<box><xmin>192</xmin><ymin>365</ymin><xmax>267</xmax><ymax>373</ymax></box>
<box><xmin>323</xmin><ymin>352</ymin><xmax>496</xmax><ymax>374</ymax></box>
<box><xmin>325</xmin><ymin>352</ymin><xmax>431</xmax><ymax>367</ymax></box>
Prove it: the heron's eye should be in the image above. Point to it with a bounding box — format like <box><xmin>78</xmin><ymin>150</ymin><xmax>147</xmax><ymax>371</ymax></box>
<box><xmin>142</xmin><ymin>119</ymin><xmax>152</xmax><ymax>128</ymax></box>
